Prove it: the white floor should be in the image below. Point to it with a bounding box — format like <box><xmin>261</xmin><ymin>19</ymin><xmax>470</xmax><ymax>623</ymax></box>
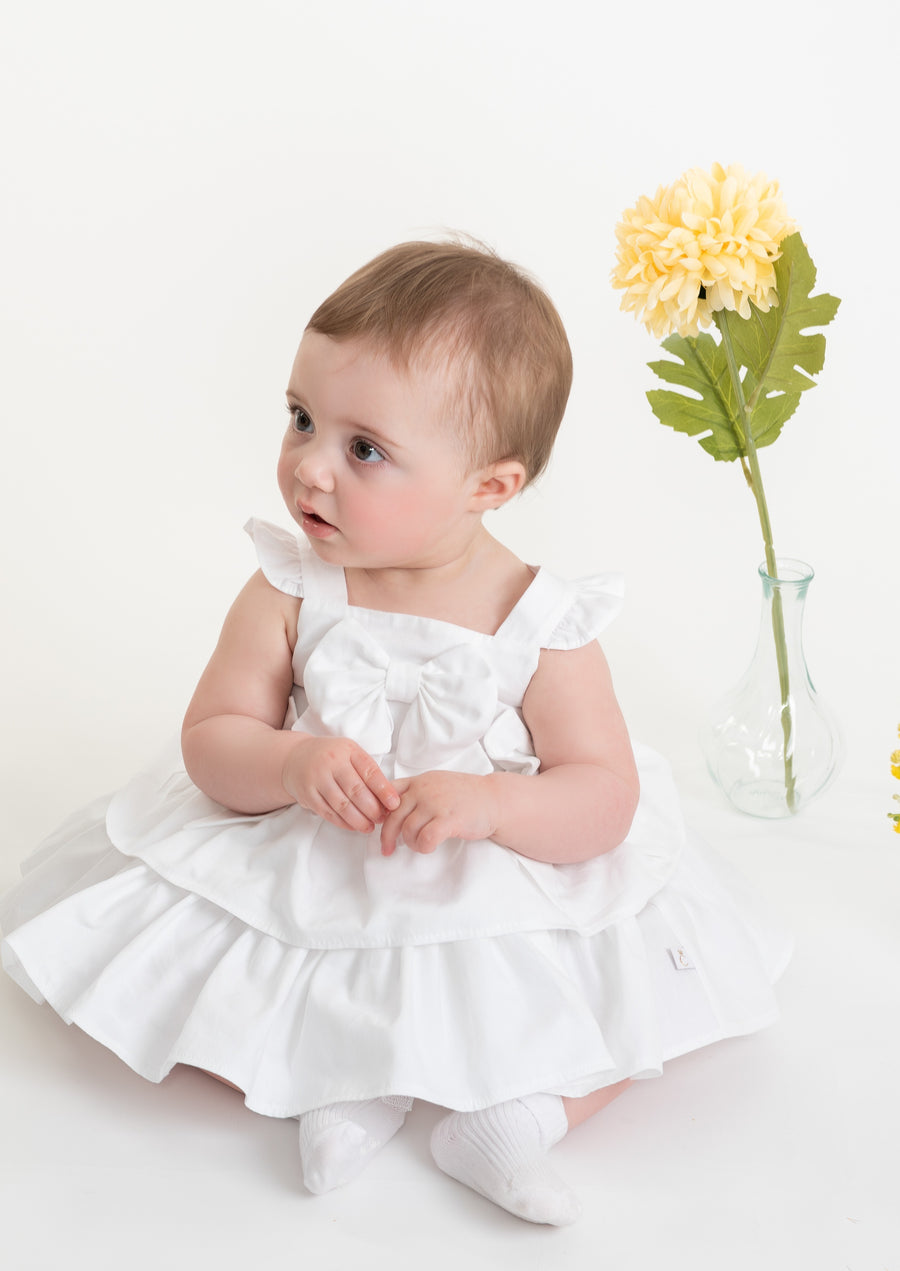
<box><xmin>2</xmin><ymin>774</ymin><xmax>898</xmax><ymax>1271</ymax></box>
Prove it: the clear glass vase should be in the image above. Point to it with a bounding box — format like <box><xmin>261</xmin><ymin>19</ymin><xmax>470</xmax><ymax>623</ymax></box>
<box><xmin>701</xmin><ymin>558</ymin><xmax>842</xmax><ymax>818</ymax></box>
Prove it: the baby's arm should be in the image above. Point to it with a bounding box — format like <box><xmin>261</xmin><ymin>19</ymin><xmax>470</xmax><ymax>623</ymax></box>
<box><xmin>379</xmin><ymin>641</ymin><xmax>639</xmax><ymax>862</ymax></box>
<box><xmin>182</xmin><ymin>571</ymin><xmax>399</xmax><ymax>827</ymax></box>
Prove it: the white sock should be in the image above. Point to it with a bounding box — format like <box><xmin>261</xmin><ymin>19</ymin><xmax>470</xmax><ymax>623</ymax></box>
<box><xmin>430</xmin><ymin>1093</ymin><xmax>581</xmax><ymax>1226</ymax></box>
<box><xmin>298</xmin><ymin>1097</ymin><xmax>412</xmax><ymax>1194</ymax></box>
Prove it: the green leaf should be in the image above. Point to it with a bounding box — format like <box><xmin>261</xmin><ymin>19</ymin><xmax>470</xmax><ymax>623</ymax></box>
<box><xmin>731</xmin><ymin>232</ymin><xmax>841</xmax><ymax>432</ymax></box>
<box><xmin>644</xmin><ymin>233</ymin><xmax>840</xmax><ymax>461</ymax></box>
<box><xmin>746</xmin><ymin>388</ymin><xmax>803</xmax><ymax>450</ymax></box>
<box><xmin>646</xmin><ymin>332</ymin><xmax>746</xmax><ymax>462</ymax></box>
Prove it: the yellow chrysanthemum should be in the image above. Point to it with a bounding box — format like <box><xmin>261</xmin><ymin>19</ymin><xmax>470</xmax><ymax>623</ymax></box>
<box><xmin>611</xmin><ymin>163</ymin><xmax>797</xmax><ymax>339</ymax></box>
<box><xmin>891</xmin><ymin>749</ymin><xmax>900</xmax><ymax>780</ymax></box>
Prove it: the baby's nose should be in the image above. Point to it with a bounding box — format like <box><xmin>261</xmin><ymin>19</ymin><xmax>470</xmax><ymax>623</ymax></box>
<box><xmin>295</xmin><ymin>447</ymin><xmax>335</xmax><ymax>493</ymax></box>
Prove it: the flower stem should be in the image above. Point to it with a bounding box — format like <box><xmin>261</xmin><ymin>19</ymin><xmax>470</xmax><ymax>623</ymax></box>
<box><xmin>714</xmin><ymin>311</ymin><xmax>797</xmax><ymax>812</ymax></box>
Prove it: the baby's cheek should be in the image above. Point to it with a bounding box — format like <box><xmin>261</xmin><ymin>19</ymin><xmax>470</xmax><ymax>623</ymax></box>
<box><xmin>366</xmin><ymin>494</ymin><xmax>428</xmax><ymax>542</ymax></box>
<box><xmin>401</xmin><ymin>484</ymin><xmax>450</xmax><ymax>524</ymax></box>
<box><xmin>276</xmin><ymin>451</ymin><xmax>297</xmax><ymax>504</ymax></box>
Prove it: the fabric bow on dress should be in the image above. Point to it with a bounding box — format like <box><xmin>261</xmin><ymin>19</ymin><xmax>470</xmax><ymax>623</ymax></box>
<box><xmin>298</xmin><ymin>618</ymin><xmax>499</xmax><ymax>777</ymax></box>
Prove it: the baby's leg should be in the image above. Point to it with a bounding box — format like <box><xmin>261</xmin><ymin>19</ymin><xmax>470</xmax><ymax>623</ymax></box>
<box><xmin>563</xmin><ymin>1078</ymin><xmax>631</xmax><ymax>1128</ymax></box>
<box><xmin>298</xmin><ymin>1097</ymin><xmax>413</xmax><ymax>1194</ymax></box>
<box><xmin>430</xmin><ymin>1080</ymin><xmax>630</xmax><ymax>1226</ymax></box>
<box><xmin>200</xmin><ymin>1068</ymin><xmax>244</xmax><ymax>1093</ymax></box>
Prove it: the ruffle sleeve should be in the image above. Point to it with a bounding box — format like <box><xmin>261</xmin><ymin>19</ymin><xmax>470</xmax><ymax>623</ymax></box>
<box><xmin>543</xmin><ymin>573</ymin><xmax>625</xmax><ymax>650</ymax></box>
<box><xmin>244</xmin><ymin>518</ymin><xmax>305</xmax><ymax>599</ymax></box>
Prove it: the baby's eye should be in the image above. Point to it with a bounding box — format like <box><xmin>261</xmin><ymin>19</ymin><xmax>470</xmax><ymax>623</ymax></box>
<box><xmin>289</xmin><ymin>406</ymin><xmax>314</xmax><ymax>434</ymax></box>
<box><xmin>351</xmin><ymin>438</ymin><xmax>386</xmax><ymax>464</ymax></box>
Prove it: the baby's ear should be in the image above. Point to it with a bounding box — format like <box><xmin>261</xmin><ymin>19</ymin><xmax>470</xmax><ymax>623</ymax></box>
<box><xmin>470</xmin><ymin>460</ymin><xmax>527</xmax><ymax>511</ymax></box>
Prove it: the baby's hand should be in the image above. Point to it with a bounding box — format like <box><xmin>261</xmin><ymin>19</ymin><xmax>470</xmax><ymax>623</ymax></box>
<box><xmin>282</xmin><ymin>736</ymin><xmax>400</xmax><ymax>833</ymax></box>
<box><xmin>379</xmin><ymin>771</ymin><xmax>498</xmax><ymax>857</ymax></box>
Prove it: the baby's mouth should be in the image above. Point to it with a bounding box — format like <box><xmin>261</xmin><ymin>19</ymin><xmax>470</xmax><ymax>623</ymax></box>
<box><xmin>300</xmin><ymin>505</ymin><xmax>337</xmax><ymax>536</ymax></box>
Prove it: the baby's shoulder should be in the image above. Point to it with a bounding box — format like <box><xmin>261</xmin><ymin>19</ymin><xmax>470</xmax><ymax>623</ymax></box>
<box><xmin>225</xmin><ymin>569</ymin><xmax>302</xmax><ymax>653</ymax></box>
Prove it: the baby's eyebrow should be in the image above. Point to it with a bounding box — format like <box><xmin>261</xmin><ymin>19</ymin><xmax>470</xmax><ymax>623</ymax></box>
<box><xmin>322</xmin><ymin>413</ymin><xmax>406</xmax><ymax>453</ymax></box>
<box><xmin>352</xmin><ymin>423</ymin><xmax>406</xmax><ymax>452</ymax></box>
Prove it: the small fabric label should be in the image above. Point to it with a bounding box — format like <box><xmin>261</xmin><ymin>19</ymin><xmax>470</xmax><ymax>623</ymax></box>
<box><xmin>668</xmin><ymin>946</ymin><xmax>695</xmax><ymax>971</ymax></box>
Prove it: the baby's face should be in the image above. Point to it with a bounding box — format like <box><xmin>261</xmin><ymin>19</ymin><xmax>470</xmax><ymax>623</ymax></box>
<box><xmin>278</xmin><ymin>332</ymin><xmax>486</xmax><ymax>571</ymax></box>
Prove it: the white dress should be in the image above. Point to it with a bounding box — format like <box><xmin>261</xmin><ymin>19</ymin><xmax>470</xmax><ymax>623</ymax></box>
<box><xmin>0</xmin><ymin>520</ymin><xmax>791</xmax><ymax>1118</ymax></box>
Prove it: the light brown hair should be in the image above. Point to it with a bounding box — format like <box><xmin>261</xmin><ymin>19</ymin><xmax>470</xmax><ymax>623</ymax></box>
<box><xmin>306</xmin><ymin>239</ymin><xmax>573</xmax><ymax>486</ymax></box>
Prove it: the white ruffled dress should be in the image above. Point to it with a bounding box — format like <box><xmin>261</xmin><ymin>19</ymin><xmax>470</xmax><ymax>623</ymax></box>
<box><xmin>0</xmin><ymin>520</ymin><xmax>791</xmax><ymax>1117</ymax></box>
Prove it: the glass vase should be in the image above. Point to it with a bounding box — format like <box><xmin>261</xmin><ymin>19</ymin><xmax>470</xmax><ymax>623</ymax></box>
<box><xmin>701</xmin><ymin>558</ymin><xmax>841</xmax><ymax>818</ymax></box>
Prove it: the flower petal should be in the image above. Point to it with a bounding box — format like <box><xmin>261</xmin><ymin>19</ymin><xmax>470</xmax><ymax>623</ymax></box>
<box><xmin>612</xmin><ymin>162</ymin><xmax>794</xmax><ymax>337</ymax></box>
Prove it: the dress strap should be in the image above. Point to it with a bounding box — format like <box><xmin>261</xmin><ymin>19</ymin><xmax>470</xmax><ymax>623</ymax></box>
<box><xmin>297</xmin><ymin>545</ymin><xmax>349</xmax><ymax>612</ymax></box>
<box><xmin>495</xmin><ymin>569</ymin><xmax>575</xmax><ymax>647</ymax></box>
<box><xmin>495</xmin><ymin>567</ymin><xmax>625</xmax><ymax>650</ymax></box>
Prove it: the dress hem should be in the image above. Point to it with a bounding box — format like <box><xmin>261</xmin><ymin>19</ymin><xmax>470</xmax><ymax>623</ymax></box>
<box><xmin>3</xmin><ymin>945</ymin><xmax>785</xmax><ymax>1120</ymax></box>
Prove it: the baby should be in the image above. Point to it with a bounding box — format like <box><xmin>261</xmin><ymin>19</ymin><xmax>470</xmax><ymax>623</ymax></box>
<box><xmin>0</xmin><ymin>239</ymin><xmax>790</xmax><ymax>1226</ymax></box>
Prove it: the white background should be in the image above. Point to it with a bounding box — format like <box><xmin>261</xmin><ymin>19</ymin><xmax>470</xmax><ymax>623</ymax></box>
<box><xmin>1</xmin><ymin>2</ymin><xmax>898</xmax><ymax>1269</ymax></box>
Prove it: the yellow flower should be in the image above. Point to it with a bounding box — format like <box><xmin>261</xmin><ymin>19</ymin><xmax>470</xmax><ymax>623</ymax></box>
<box><xmin>892</xmin><ymin>749</ymin><xmax>900</xmax><ymax>780</ymax></box>
<box><xmin>611</xmin><ymin>163</ymin><xmax>797</xmax><ymax>338</ymax></box>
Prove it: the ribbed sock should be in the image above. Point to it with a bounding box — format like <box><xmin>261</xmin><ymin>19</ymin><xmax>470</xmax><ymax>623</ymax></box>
<box><xmin>298</xmin><ymin>1097</ymin><xmax>412</xmax><ymax>1194</ymax></box>
<box><xmin>430</xmin><ymin>1094</ymin><xmax>581</xmax><ymax>1226</ymax></box>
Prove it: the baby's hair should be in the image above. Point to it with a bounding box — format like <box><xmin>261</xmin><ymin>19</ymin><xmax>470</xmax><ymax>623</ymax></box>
<box><xmin>306</xmin><ymin>238</ymin><xmax>573</xmax><ymax>486</ymax></box>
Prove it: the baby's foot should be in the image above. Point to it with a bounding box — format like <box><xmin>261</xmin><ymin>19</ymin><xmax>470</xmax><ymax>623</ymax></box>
<box><xmin>299</xmin><ymin>1097</ymin><xmax>412</xmax><ymax>1194</ymax></box>
<box><xmin>430</xmin><ymin>1093</ymin><xmax>581</xmax><ymax>1226</ymax></box>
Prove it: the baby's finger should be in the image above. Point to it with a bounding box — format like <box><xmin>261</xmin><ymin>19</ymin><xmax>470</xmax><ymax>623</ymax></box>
<box><xmin>380</xmin><ymin>799</ymin><xmax>444</xmax><ymax>856</ymax></box>
<box><xmin>353</xmin><ymin>751</ymin><xmax>401</xmax><ymax>812</ymax></box>
<box><xmin>319</xmin><ymin>776</ymin><xmax>377</xmax><ymax>833</ymax></box>
<box><xmin>308</xmin><ymin>797</ymin><xmax>370</xmax><ymax>834</ymax></box>
<box><xmin>334</xmin><ymin>767</ymin><xmax>390</xmax><ymax>827</ymax></box>
<box><xmin>379</xmin><ymin>798</ymin><xmax>412</xmax><ymax>856</ymax></box>
<box><xmin>403</xmin><ymin>815</ymin><xmax>446</xmax><ymax>855</ymax></box>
